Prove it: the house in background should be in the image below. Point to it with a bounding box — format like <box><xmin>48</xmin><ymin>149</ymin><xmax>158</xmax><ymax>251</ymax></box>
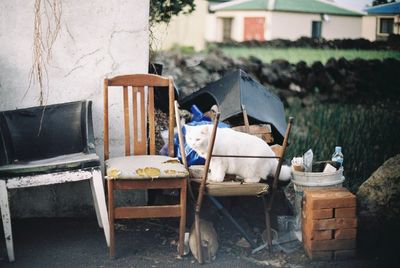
<box><xmin>152</xmin><ymin>0</ymin><xmax>211</xmax><ymax>51</ymax></box>
<box><xmin>209</xmin><ymin>0</ymin><xmax>363</xmax><ymax>42</ymax></box>
<box><xmin>363</xmin><ymin>1</ymin><xmax>400</xmax><ymax>41</ymax></box>
<box><xmin>153</xmin><ymin>0</ymin><xmax>365</xmax><ymax>51</ymax></box>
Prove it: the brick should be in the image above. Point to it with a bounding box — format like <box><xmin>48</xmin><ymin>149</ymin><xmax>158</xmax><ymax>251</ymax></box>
<box><xmin>303</xmin><ymin>219</ymin><xmax>333</xmax><ymax>241</ymax></box>
<box><xmin>334</xmin><ymin>249</ymin><xmax>357</xmax><ymax>260</ymax></box>
<box><xmin>307</xmin><ymin>239</ymin><xmax>356</xmax><ymax>251</ymax></box>
<box><xmin>311</xmin><ymin>218</ymin><xmax>336</xmax><ymax>230</ymax></box>
<box><xmin>302</xmin><ymin>202</ymin><xmax>333</xmax><ymax>220</ymax></box>
<box><xmin>334</xmin><ymin>228</ymin><xmax>357</xmax><ymax>240</ymax></box>
<box><xmin>335</xmin><ymin>207</ymin><xmax>356</xmax><ymax>218</ymax></box>
<box><xmin>310</xmin><ymin>218</ymin><xmax>357</xmax><ymax>230</ymax></box>
<box><xmin>304</xmin><ymin>246</ymin><xmax>333</xmax><ymax>261</ymax></box>
<box><xmin>304</xmin><ymin>188</ymin><xmax>356</xmax><ymax>209</ymax></box>
<box><xmin>336</xmin><ymin>218</ymin><xmax>357</xmax><ymax>229</ymax></box>
<box><xmin>312</xmin><ymin>230</ymin><xmax>333</xmax><ymax>240</ymax></box>
<box><xmin>310</xmin><ymin>208</ymin><xmax>334</xmax><ymax>219</ymax></box>
<box><xmin>309</xmin><ymin>196</ymin><xmax>356</xmax><ymax>209</ymax></box>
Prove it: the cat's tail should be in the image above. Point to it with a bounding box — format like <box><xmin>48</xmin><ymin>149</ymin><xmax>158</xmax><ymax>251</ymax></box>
<box><xmin>277</xmin><ymin>164</ymin><xmax>292</xmax><ymax>181</ymax></box>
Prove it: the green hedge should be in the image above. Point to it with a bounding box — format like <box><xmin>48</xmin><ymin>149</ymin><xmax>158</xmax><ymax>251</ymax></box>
<box><xmin>285</xmin><ymin>99</ymin><xmax>400</xmax><ymax>192</ymax></box>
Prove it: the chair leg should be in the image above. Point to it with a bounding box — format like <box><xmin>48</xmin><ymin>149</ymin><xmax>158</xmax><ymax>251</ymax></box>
<box><xmin>262</xmin><ymin>196</ymin><xmax>273</xmax><ymax>251</ymax></box>
<box><xmin>108</xmin><ymin>179</ymin><xmax>115</xmax><ymax>258</ymax></box>
<box><xmin>194</xmin><ymin>212</ymin><xmax>203</xmax><ymax>263</ymax></box>
<box><xmin>0</xmin><ymin>180</ymin><xmax>14</xmax><ymax>262</ymax></box>
<box><xmin>90</xmin><ymin>174</ymin><xmax>102</xmax><ymax>228</ymax></box>
<box><xmin>90</xmin><ymin>169</ymin><xmax>110</xmax><ymax>246</ymax></box>
<box><xmin>178</xmin><ymin>178</ymin><xmax>187</xmax><ymax>257</ymax></box>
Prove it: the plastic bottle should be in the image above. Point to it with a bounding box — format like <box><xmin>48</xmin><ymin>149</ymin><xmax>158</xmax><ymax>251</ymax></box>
<box><xmin>331</xmin><ymin>146</ymin><xmax>344</xmax><ymax>167</ymax></box>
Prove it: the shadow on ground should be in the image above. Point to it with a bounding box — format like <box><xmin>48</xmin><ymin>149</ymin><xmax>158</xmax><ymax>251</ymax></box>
<box><xmin>0</xmin><ymin>214</ymin><xmax>392</xmax><ymax>268</ymax></box>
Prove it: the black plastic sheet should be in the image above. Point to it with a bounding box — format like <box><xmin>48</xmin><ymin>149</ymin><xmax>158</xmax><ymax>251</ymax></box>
<box><xmin>180</xmin><ymin>69</ymin><xmax>287</xmax><ymax>143</ymax></box>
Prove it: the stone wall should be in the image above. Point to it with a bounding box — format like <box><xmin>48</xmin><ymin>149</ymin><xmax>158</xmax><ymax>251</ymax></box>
<box><xmin>213</xmin><ymin>35</ymin><xmax>400</xmax><ymax>51</ymax></box>
<box><xmin>157</xmin><ymin>50</ymin><xmax>400</xmax><ymax>104</ymax></box>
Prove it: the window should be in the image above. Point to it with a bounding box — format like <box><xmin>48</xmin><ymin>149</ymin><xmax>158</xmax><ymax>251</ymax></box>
<box><xmin>379</xmin><ymin>18</ymin><xmax>394</xmax><ymax>34</ymax></box>
<box><xmin>222</xmin><ymin>18</ymin><xmax>233</xmax><ymax>42</ymax></box>
<box><xmin>311</xmin><ymin>21</ymin><xmax>322</xmax><ymax>39</ymax></box>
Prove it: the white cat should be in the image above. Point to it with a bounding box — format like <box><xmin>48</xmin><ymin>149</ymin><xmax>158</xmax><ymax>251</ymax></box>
<box><xmin>185</xmin><ymin>124</ymin><xmax>292</xmax><ymax>183</ymax></box>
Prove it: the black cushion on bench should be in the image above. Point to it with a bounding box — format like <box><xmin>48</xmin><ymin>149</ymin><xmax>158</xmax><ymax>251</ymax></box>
<box><xmin>0</xmin><ymin>100</ymin><xmax>97</xmax><ymax>177</ymax></box>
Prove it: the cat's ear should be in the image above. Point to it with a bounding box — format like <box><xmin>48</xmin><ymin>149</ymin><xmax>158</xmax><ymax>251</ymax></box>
<box><xmin>201</xmin><ymin>125</ymin><xmax>209</xmax><ymax>135</ymax></box>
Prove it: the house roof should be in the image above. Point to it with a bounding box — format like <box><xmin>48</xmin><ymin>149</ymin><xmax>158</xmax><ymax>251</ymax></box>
<box><xmin>212</xmin><ymin>0</ymin><xmax>363</xmax><ymax>16</ymax></box>
<box><xmin>365</xmin><ymin>1</ymin><xmax>400</xmax><ymax>15</ymax></box>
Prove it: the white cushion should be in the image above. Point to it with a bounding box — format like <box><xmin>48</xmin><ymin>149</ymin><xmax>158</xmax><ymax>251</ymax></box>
<box><xmin>105</xmin><ymin>155</ymin><xmax>188</xmax><ymax>180</ymax></box>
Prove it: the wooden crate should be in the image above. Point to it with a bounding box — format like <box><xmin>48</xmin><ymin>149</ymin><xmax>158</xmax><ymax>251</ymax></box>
<box><xmin>302</xmin><ymin>188</ymin><xmax>357</xmax><ymax>261</ymax></box>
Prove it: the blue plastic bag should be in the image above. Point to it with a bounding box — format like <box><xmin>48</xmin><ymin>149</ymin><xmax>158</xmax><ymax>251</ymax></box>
<box><xmin>191</xmin><ymin>104</ymin><xmax>211</xmax><ymax>123</ymax></box>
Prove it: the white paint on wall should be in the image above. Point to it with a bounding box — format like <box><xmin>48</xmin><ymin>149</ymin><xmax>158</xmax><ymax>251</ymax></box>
<box><xmin>210</xmin><ymin>10</ymin><xmax>363</xmax><ymax>42</ymax></box>
<box><xmin>0</xmin><ymin>0</ymin><xmax>149</xmax><ymax>157</ymax></box>
<box><xmin>205</xmin><ymin>14</ymin><xmax>218</xmax><ymax>43</ymax></box>
<box><xmin>0</xmin><ymin>0</ymin><xmax>150</xmax><ymax>217</ymax></box>
<box><xmin>322</xmin><ymin>15</ymin><xmax>362</xmax><ymax>39</ymax></box>
<box><xmin>362</xmin><ymin>16</ymin><xmax>377</xmax><ymax>41</ymax></box>
<box><xmin>269</xmin><ymin>12</ymin><xmax>320</xmax><ymax>40</ymax></box>
<box><xmin>152</xmin><ymin>0</ymin><xmax>208</xmax><ymax>51</ymax></box>
<box><xmin>267</xmin><ymin>12</ymin><xmax>362</xmax><ymax>40</ymax></box>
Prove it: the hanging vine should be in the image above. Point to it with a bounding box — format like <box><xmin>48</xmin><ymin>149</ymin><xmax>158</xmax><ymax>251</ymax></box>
<box><xmin>25</xmin><ymin>0</ymin><xmax>62</xmax><ymax>105</ymax></box>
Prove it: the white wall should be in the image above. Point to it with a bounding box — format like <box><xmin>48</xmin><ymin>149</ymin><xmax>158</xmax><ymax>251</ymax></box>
<box><xmin>212</xmin><ymin>11</ymin><xmax>363</xmax><ymax>41</ymax></box>
<box><xmin>269</xmin><ymin>12</ymin><xmax>362</xmax><ymax>40</ymax></box>
<box><xmin>205</xmin><ymin>13</ymin><xmax>219</xmax><ymax>43</ymax></box>
<box><xmin>0</xmin><ymin>0</ymin><xmax>150</xmax><ymax>217</ymax></box>
<box><xmin>152</xmin><ymin>0</ymin><xmax>208</xmax><ymax>51</ymax></box>
<box><xmin>362</xmin><ymin>16</ymin><xmax>377</xmax><ymax>41</ymax></box>
<box><xmin>322</xmin><ymin>15</ymin><xmax>362</xmax><ymax>39</ymax></box>
<box><xmin>0</xmin><ymin>0</ymin><xmax>149</xmax><ymax>142</ymax></box>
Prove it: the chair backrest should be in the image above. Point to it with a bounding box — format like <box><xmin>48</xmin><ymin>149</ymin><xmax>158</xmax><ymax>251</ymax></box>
<box><xmin>0</xmin><ymin>100</ymin><xmax>94</xmax><ymax>165</ymax></box>
<box><xmin>104</xmin><ymin>74</ymin><xmax>175</xmax><ymax>160</ymax></box>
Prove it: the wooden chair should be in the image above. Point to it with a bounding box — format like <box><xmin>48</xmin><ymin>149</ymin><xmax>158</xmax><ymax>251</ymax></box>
<box><xmin>0</xmin><ymin>100</ymin><xmax>110</xmax><ymax>262</ymax></box>
<box><xmin>174</xmin><ymin>101</ymin><xmax>293</xmax><ymax>263</ymax></box>
<box><xmin>104</xmin><ymin>74</ymin><xmax>188</xmax><ymax>258</ymax></box>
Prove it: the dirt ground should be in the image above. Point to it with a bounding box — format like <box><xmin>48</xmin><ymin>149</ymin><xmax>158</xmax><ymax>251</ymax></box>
<box><xmin>0</xmin><ymin>192</ymin><xmax>394</xmax><ymax>268</ymax></box>
<box><xmin>0</xmin><ymin>217</ymin><xmax>381</xmax><ymax>268</ymax></box>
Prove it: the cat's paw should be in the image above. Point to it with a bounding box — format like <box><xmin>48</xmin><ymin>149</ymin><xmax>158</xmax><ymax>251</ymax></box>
<box><xmin>278</xmin><ymin>165</ymin><xmax>292</xmax><ymax>181</ymax></box>
<box><xmin>208</xmin><ymin>175</ymin><xmax>225</xmax><ymax>182</ymax></box>
<box><xmin>243</xmin><ymin>177</ymin><xmax>261</xmax><ymax>183</ymax></box>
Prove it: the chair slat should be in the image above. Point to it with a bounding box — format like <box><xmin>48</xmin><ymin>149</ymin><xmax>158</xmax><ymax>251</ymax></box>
<box><xmin>139</xmin><ymin>87</ymin><xmax>146</xmax><ymax>155</ymax></box>
<box><xmin>114</xmin><ymin>205</ymin><xmax>181</xmax><ymax>219</ymax></box>
<box><xmin>113</xmin><ymin>178</ymin><xmax>184</xmax><ymax>190</ymax></box>
<box><xmin>108</xmin><ymin>74</ymin><xmax>170</xmax><ymax>87</ymax></box>
<box><xmin>168</xmin><ymin>78</ymin><xmax>174</xmax><ymax>157</ymax></box>
<box><xmin>123</xmin><ymin>86</ymin><xmax>130</xmax><ymax>156</ymax></box>
<box><xmin>104</xmin><ymin>80</ymin><xmax>110</xmax><ymax>160</ymax></box>
<box><xmin>132</xmin><ymin>87</ymin><xmax>146</xmax><ymax>155</ymax></box>
<box><xmin>132</xmin><ymin>87</ymin><xmax>139</xmax><ymax>154</ymax></box>
<box><xmin>148</xmin><ymin>86</ymin><xmax>156</xmax><ymax>155</ymax></box>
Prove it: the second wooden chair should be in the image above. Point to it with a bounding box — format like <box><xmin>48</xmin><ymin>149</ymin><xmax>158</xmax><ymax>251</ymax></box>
<box><xmin>104</xmin><ymin>74</ymin><xmax>188</xmax><ymax>258</ymax></box>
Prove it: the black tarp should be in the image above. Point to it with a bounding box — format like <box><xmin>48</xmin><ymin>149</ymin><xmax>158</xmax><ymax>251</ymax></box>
<box><xmin>180</xmin><ymin>69</ymin><xmax>287</xmax><ymax>143</ymax></box>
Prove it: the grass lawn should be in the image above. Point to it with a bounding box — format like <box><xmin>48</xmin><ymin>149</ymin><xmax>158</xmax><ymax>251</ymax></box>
<box><xmin>221</xmin><ymin>47</ymin><xmax>400</xmax><ymax>65</ymax></box>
